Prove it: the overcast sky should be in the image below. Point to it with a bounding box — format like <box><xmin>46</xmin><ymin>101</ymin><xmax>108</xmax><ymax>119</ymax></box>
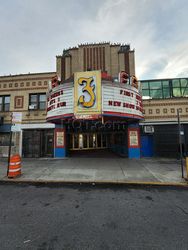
<box><xmin>0</xmin><ymin>0</ymin><xmax>188</xmax><ymax>80</ymax></box>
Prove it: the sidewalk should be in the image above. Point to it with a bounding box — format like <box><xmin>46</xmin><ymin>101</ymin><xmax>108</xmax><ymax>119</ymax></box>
<box><xmin>0</xmin><ymin>156</ymin><xmax>188</xmax><ymax>186</ymax></box>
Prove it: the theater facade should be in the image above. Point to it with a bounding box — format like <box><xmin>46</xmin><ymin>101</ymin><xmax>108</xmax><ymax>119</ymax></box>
<box><xmin>1</xmin><ymin>42</ymin><xmax>187</xmax><ymax>159</ymax></box>
<box><xmin>47</xmin><ymin>70</ymin><xmax>143</xmax><ymax>158</ymax></box>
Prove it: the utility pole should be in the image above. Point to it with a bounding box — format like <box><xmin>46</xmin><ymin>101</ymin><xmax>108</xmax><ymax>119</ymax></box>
<box><xmin>177</xmin><ymin>109</ymin><xmax>184</xmax><ymax>178</ymax></box>
<box><xmin>7</xmin><ymin>113</ymin><xmax>13</xmax><ymax>176</ymax></box>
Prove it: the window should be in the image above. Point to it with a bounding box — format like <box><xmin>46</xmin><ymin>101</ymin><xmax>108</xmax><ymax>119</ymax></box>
<box><xmin>29</xmin><ymin>93</ymin><xmax>46</xmax><ymax>110</ymax></box>
<box><xmin>39</xmin><ymin>94</ymin><xmax>46</xmax><ymax>109</ymax></box>
<box><xmin>150</xmin><ymin>89</ymin><xmax>163</xmax><ymax>99</ymax></box>
<box><xmin>181</xmin><ymin>79</ymin><xmax>188</xmax><ymax>96</ymax></box>
<box><xmin>142</xmin><ymin>78</ymin><xmax>188</xmax><ymax>99</ymax></box>
<box><xmin>150</xmin><ymin>81</ymin><xmax>162</xmax><ymax>89</ymax></box>
<box><xmin>141</xmin><ymin>78</ymin><xmax>188</xmax><ymax>99</ymax></box>
<box><xmin>142</xmin><ymin>89</ymin><xmax>150</xmax><ymax>96</ymax></box>
<box><xmin>173</xmin><ymin>88</ymin><xmax>182</xmax><ymax>97</ymax></box>
<box><xmin>172</xmin><ymin>79</ymin><xmax>180</xmax><ymax>87</ymax></box>
<box><xmin>162</xmin><ymin>80</ymin><xmax>170</xmax><ymax>98</ymax></box>
<box><xmin>142</xmin><ymin>82</ymin><xmax>149</xmax><ymax>89</ymax></box>
<box><xmin>0</xmin><ymin>96</ymin><xmax>10</xmax><ymax>111</ymax></box>
<box><xmin>180</xmin><ymin>79</ymin><xmax>188</xmax><ymax>87</ymax></box>
<box><xmin>0</xmin><ymin>133</ymin><xmax>11</xmax><ymax>146</ymax></box>
<box><xmin>163</xmin><ymin>88</ymin><xmax>170</xmax><ymax>98</ymax></box>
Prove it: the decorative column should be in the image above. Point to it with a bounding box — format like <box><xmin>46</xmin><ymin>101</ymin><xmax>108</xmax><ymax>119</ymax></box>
<box><xmin>54</xmin><ymin>126</ymin><xmax>66</xmax><ymax>158</ymax></box>
<box><xmin>128</xmin><ymin>124</ymin><xmax>141</xmax><ymax>159</ymax></box>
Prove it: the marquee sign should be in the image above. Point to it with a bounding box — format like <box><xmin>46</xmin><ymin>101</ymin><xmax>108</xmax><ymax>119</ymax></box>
<box><xmin>46</xmin><ymin>84</ymin><xmax>73</xmax><ymax>120</ymax></box>
<box><xmin>74</xmin><ymin>71</ymin><xmax>101</xmax><ymax>116</ymax></box>
<box><xmin>102</xmin><ymin>84</ymin><xmax>143</xmax><ymax>119</ymax></box>
<box><xmin>46</xmin><ymin>71</ymin><xmax>143</xmax><ymax>121</ymax></box>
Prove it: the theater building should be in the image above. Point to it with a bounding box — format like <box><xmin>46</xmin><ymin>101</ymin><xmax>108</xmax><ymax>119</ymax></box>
<box><xmin>56</xmin><ymin>42</ymin><xmax>135</xmax><ymax>81</ymax></box>
<box><xmin>0</xmin><ymin>42</ymin><xmax>142</xmax><ymax>158</ymax></box>
<box><xmin>0</xmin><ymin>42</ymin><xmax>187</xmax><ymax>159</ymax></box>
<box><xmin>47</xmin><ymin>70</ymin><xmax>143</xmax><ymax>158</ymax></box>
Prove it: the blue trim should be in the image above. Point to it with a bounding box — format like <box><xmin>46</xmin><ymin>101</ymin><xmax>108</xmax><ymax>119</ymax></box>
<box><xmin>128</xmin><ymin>123</ymin><xmax>140</xmax><ymax>128</ymax></box>
<box><xmin>128</xmin><ymin>148</ymin><xmax>140</xmax><ymax>159</ymax></box>
<box><xmin>54</xmin><ymin>148</ymin><xmax>66</xmax><ymax>158</ymax></box>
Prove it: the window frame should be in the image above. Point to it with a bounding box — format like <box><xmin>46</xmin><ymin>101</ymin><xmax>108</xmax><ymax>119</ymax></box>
<box><xmin>0</xmin><ymin>95</ymin><xmax>10</xmax><ymax>112</ymax></box>
<box><xmin>29</xmin><ymin>93</ymin><xmax>46</xmax><ymax>110</ymax></box>
<box><xmin>141</xmin><ymin>78</ymin><xmax>188</xmax><ymax>99</ymax></box>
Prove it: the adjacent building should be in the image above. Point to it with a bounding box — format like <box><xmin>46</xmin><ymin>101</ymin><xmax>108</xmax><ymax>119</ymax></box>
<box><xmin>0</xmin><ymin>72</ymin><xmax>55</xmax><ymax>157</ymax></box>
<box><xmin>141</xmin><ymin>78</ymin><xmax>188</xmax><ymax>157</ymax></box>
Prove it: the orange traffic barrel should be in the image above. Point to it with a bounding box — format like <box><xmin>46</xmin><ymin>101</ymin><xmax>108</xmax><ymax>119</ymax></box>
<box><xmin>8</xmin><ymin>154</ymin><xmax>21</xmax><ymax>178</ymax></box>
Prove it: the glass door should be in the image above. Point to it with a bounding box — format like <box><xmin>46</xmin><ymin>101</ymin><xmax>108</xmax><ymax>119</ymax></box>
<box><xmin>70</xmin><ymin>133</ymin><xmax>108</xmax><ymax>150</ymax></box>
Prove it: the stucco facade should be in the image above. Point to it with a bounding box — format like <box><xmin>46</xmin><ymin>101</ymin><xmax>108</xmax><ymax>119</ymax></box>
<box><xmin>56</xmin><ymin>42</ymin><xmax>135</xmax><ymax>81</ymax></box>
<box><xmin>0</xmin><ymin>72</ymin><xmax>55</xmax><ymax>157</ymax></box>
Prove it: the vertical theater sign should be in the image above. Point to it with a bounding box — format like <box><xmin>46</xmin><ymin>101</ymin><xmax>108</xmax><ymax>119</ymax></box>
<box><xmin>74</xmin><ymin>71</ymin><xmax>102</xmax><ymax>119</ymax></box>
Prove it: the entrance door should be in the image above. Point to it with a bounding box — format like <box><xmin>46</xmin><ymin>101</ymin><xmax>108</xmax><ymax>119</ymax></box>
<box><xmin>42</xmin><ymin>131</ymin><xmax>54</xmax><ymax>157</ymax></box>
<box><xmin>70</xmin><ymin>133</ymin><xmax>108</xmax><ymax>150</ymax></box>
<box><xmin>23</xmin><ymin>129</ymin><xmax>54</xmax><ymax>158</ymax></box>
<box><xmin>141</xmin><ymin>135</ymin><xmax>153</xmax><ymax>157</ymax></box>
<box><xmin>22</xmin><ymin>130</ymin><xmax>41</xmax><ymax>157</ymax></box>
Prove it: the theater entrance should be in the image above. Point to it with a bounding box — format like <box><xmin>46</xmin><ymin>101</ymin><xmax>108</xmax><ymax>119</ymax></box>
<box><xmin>69</xmin><ymin>133</ymin><xmax>109</xmax><ymax>150</ymax></box>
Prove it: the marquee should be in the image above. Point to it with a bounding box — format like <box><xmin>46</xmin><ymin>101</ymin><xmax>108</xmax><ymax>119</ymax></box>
<box><xmin>46</xmin><ymin>71</ymin><xmax>143</xmax><ymax>121</ymax></box>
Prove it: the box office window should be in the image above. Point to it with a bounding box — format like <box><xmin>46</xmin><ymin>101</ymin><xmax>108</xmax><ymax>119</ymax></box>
<box><xmin>29</xmin><ymin>93</ymin><xmax>46</xmax><ymax>110</ymax></box>
<box><xmin>0</xmin><ymin>96</ymin><xmax>10</xmax><ymax>111</ymax></box>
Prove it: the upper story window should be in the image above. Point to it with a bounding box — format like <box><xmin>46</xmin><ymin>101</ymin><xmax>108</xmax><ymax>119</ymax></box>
<box><xmin>141</xmin><ymin>78</ymin><xmax>188</xmax><ymax>99</ymax></box>
<box><xmin>29</xmin><ymin>93</ymin><xmax>46</xmax><ymax>110</ymax></box>
<box><xmin>0</xmin><ymin>95</ymin><xmax>10</xmax><ymax>111</ymax></box>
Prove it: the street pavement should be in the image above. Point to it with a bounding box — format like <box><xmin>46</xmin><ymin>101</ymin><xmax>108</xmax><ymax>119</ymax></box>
<box><xmin>0</xmin><ymin>183</ymin><xmax>188</xmax><ymax>250</ymax></box>
<box><xmin>0</xmin><ymin>154</ymin><xmax>187</xmax><ymax>185</ymax></box>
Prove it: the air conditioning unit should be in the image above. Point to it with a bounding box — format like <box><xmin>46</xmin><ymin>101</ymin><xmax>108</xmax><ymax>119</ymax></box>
<box><xmin>144</xmin><ymin>125</ymin><xmax>154</xmax><ymax>133</ymax></box>
<box><xmin>29</xmin><ymin>104</ymin><xmax>37</xmax><ymax>110</ymax></box>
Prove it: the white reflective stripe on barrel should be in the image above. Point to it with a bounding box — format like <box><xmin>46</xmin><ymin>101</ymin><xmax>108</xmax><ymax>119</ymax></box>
<box><xmin>9</xmin><ymin>168</ymin><xmax>21</xmax><ymax>172</ymax></box>
<box><xmin>10</xmin><ymin>161</ymin><xmax>21</xmax><ymax>166</ymax></box>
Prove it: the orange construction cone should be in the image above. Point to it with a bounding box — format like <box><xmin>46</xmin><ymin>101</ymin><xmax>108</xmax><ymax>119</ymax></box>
<box><xmin>8</xmin><ymin>154</ymin><xmax>21</xmax><ymax>178</ymax></box>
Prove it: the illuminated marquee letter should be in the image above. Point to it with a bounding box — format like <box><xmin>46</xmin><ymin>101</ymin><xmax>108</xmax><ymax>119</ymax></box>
<box><xmin>78</xmin><ymin>77</ymin><xmax>95</xmax><ymax>108</ymax></box>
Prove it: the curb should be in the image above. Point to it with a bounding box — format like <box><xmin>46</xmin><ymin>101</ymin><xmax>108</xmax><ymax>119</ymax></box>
<box><xmin>0</xmin><ymin>178</ymin><xmax>188</xmax><ymax>188</ymax></box>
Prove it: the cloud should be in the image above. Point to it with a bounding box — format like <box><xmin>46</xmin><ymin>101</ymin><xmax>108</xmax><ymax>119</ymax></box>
<box><xmin>157</xmin><ymin>42</ymin><xmax>188</xmax><ymax>79</ymax></box>
<box><xmin>0</xmin><ymin>0</ymin><xmax>187</xmax><ymax>80</ymax></box>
